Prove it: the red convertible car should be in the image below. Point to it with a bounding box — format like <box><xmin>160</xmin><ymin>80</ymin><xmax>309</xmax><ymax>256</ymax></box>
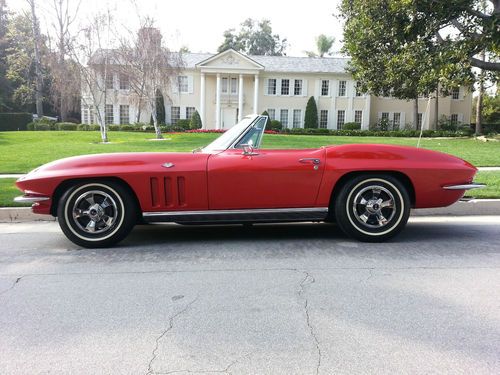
<box><xmin>15</xmin><ymin>115</ymin><xmax>484</xmax><ymax>248</ymax></box>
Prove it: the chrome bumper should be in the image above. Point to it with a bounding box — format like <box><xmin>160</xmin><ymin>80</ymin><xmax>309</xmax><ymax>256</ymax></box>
<box><xmin>443</xmin><ymin>183</ymin><xmax>486</xmax><ymax>190</ymax></box>
<box><xmin>14</xmin><ymin>195</ymin><xmax>50</xmax><ymax>203</ymax></box>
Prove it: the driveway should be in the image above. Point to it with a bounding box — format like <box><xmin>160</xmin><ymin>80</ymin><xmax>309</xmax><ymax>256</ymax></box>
<box><xmin>1</xmin><ymin>216</ymin><xmax>499</xmax><ymax>374</ymax></box>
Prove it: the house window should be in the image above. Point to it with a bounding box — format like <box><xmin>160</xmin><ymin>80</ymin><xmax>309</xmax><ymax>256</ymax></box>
<box><xmin>186</xmin><ymin>107</ymin><xmax>195</xmax><ymax>120</ymax></box>
<box><xmin>417</xmin><ymin>113</ymin><xmax>423</xmax><ymax>130</ymax></box>
<box><xmin>267</xmin><ymin>109</ymin><xmax>276</xmax><ymax>120</ymax></box>
<box><xmin>82</xmin><ymin>105</ymin><xmax>89</xmax><ymax>124</ymax></box>
<box><xmin>221</xmin><ymin>77</ymin><xmax>228</xmax><ymax>93</ymax></box>
<box><xmin>338</xmin><ymin>80</ymin><xmax>346</xmax><ymax>96</ymax></box>
<box><xmin>119</xmin><ymin>74</ymin><xmax>129</xmax><ymax>90</ymax></box>
<box><xmin>294</xmin><ymin>80</ymin><xmax>302</xmax><ymax>96</ymax></box>
<box><xmin>267</xmin><ymin>79</ymin><xmax>277</xmax><ymax>95</ymax></box>
<box><xmin>171</xmin><ymin>106</ymin><xmax>180</xmax><ymax>125</ymax></box>
<box><xmin>89</xmin><ymin>106</ymin><xmax>95</xmax><ymax>124</ymax></box>
<box><xmin>281</xmin><ymin>79</ymin><xmax>290</xmax><ymax>95</ymax></box>
<box><xmin>393</xmin><ymin>112</ymin><xmax>401</xmax><ymax>128</ymax></box>
<box><xmin>381</xmin><ymin>112</ymin><xmax>389</xmax><ymax>121</ymax></box>
<box><xmin>105</xmin><ymin>73</ymin><xmax>114</xmax><ymax>89</ymax></box>
<box><xmin>320</xmin><ymin>110</ymin><xmax>328</xmax><ymax>128</ymax></box>
<box><xmin>337</xmin><ymin>110</ymin><xmax>345</xmax><ymax>129</ymax></box>
<box><xmin>354</xmin><ymin>110</ymin><xmax>363</xmax><ymax>124</ymax></box>
<box><xmin>105</xmin><ymin>104</ymin><xmax>114</xmax><ymax>125</ymax></box>
<box><xmin>450</xmin><ymin>113</ymin><xmax>458</xmax><ymax>125</ymax></box>
<box><xmin>119</xmin><ymin>105</ymin><xmax>129</xmax><ymax>124</ymax></box>
<box><xmin>321</xmin><ymin>80</ymin><xmax>329</xmax><ymax>96</ymax></box>
<box><xmin>280</xmin><ymin>109</ymin><xmax>289</xmax><ymax>128</ymax></box>
<box><xmin>178</xmin><ymin>76</ymin><xmax>188</xmax><ymax>93</ymax></box>
<box><xmin>355</xmin><ymin>82</ymin><xmax>362</xmax><ymax>96</ymax></box>
<box><xmin>293</xmin><ymin>109</ymin><xmax>302</xmax><ymax>128</ymax></box>
<box><xmin>452</xmin><ymin>87</ymin><xmax>460</xmax><ymax>100</ymax></box>
<box><xmin>231</xmin><ymin>78</ymin><xmax>238</xmax><ymax>94</ymax></box>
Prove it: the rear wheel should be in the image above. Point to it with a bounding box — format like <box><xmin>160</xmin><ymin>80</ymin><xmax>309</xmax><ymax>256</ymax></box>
<box><xmin>334</xmin><ymin>175</ymin><xmax>410</xmax><ymax>242</ymax></box>
<box><xmin>57</xmin><ymin>181</ymin><xmax>137</xmax><ymax>248</ymax></box>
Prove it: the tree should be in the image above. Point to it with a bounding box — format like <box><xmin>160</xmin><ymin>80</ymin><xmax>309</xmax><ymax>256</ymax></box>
<box><xmin>26</xmin><ymin>0</ymin><xmax>43</xmax><ymax>117</ymax></box>
<box><xmin>305</xmin><ymin>34</ymin><xmax>335</xmax><ymax>57</ymax></box>
<box><xmin>473</xmin><ymin>91</ymin><xmax>500</xmax><ymax>123</ymax></box>
<box><xmin>340</xmin><ymin>0</ymin><xmax>499</xmax><ymax>131</ymax></box>
<box><xmin>0</xmin><ymin>0</ymin><xmax>11</xmax><ymax>111</ymax></box>
<box><xmin>304</xmin><ymin>96</ymin><xmax>318</xmax><ymax>128</ymax></box>
<box><xmin>118</xmin><ymin>21</ymin><xmax>182</xmax><ymax>139</ymax></box>
<box><xmin>189</xmin><ymin>110</ymin><xmax>202</xmax><ymax>129</ymax></box>
<box><xmin>217</xmin><ymin>19</ymin><xmax>287</xmax><ymax>56</ymax></box>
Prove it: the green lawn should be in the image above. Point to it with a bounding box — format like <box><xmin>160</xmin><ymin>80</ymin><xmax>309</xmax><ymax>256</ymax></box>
<box><xmin>1</xmin><ymin>131</ymin><xmax>500</xmax><ymax>173</ymax></box>
<box><xmin>2</xmin><ymin>171</ymin><xmax>498</xmax><ymax>207</ymax></box>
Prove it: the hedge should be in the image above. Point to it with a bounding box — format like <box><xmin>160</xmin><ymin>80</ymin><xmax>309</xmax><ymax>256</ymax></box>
<box><xmin>0</xmin><ymin>113</ymin><xmax>32</xmax><ymax>131</ymax></box>
<box><xmin>280</xmin><ymin>127</ymin><xmax>472</xmax><ymax>137</ymax></box>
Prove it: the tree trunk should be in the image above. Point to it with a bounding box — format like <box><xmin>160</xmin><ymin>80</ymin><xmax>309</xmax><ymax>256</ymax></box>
<box><xmin>475</xmin><ymin>51</ymin><xmax>486</xmax><ymax>136</ymax></box>
<box><xmin>434</xmin><ymin>87</ymin><xmax>439</xmax><ymax>129</ymax></box>
<box><xmin>414</xmin><ymin>97</ymin><xmax>419</xmax><ymax>130</ymax></box>
<box><xmin>150</xmin><ymin>97</ymin><xmax>163</xmax><ymax>139</ymax></box>
<box><xmin>29</xmin><ymin>0</ymin><xmax>43</xmax><ymax>117</ymax></box>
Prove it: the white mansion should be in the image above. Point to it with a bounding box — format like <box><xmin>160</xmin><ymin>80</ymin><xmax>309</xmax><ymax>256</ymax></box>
<box><xmin>81</xmin><ymin>48</ymin><xmax>472</xmax><ymax>130</ymax></box>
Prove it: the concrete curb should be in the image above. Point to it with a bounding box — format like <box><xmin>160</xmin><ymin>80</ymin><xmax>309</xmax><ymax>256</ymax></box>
<box><xmin>1</xmin><ymin>200</ymin><xmax>499</xmax><ymax>223</ymax></box>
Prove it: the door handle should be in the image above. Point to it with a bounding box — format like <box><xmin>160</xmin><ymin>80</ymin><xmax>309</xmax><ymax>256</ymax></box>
<box><xmin>299</xmin><ymin>158</ymin><xmax>321</xmax><ymax>165</ymax></box>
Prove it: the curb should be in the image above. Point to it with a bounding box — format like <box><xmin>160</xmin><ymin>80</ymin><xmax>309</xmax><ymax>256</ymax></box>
<box><xmin>1</xmin><ymin>200</ymin><xmax>499</xmax><ymax>223</ymax></box>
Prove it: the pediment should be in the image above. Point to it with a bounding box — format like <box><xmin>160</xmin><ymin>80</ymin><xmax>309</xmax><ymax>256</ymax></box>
<box><xmin>196</xmin><ymin>49</ymin><xmax>264</xmax><ymax>70</ymax></box>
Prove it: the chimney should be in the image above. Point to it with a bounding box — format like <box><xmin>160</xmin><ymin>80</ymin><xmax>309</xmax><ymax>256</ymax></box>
<box><xmin>138</xmin><ymin>27</ymin><xmax>162</xmax><ymax>50</ymax></box>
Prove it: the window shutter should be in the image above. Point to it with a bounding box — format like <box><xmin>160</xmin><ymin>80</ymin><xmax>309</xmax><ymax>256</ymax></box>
<box><xmin>276</xmin><ymin>79</ymin><xmax>282</xmax><ymax>96</ymax></box>
<box><xmin>315</xmin><ymin>79</ymin><xmax>321</xmax><ymax>98</ymax></box>
<box><xmin>188</xmin><ymin>76</ymin><xmax>194</xmax><ymax>94</ymax></box>
<box><xmin>457</xmin><ymin>113</ymin><xmax>464</xmax><ymax>123</ymax></box>
<box><xmin>458</xmin><ymin>86</ymin><xmax>464</xmax><ymax>99</ymax></box>
<box><xmin>401</xmin><ymin>112</ymin><xmax>406</xmax><ymax>127</ymax></box>
<box><xmin>302</xmin><ymin>79</ymin><xmax>308</xmax><ymax>97</ymax></box>
<box><xmin>165</xmin><ymin>105</ymin><xmax>171</xmax><ymax>123</ymax></box>
<box><xmin>172</xmin><ymin>80</ymin><xmax>178</xmax><ymax>94</ymax></box>
<box><xmin>264</xmin><ymin>79</ymin><xmax>269</xmax><ymax>96</ymax></box>
<box><xmin>378</xmin><ymin>112</ymin><xmax>382</xmax><ymax>120</ymax></box>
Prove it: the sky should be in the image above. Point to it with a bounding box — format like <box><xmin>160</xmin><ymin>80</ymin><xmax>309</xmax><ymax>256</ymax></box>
<box><xmin>7</xmin><ymin>0</ymin><xmax>345</xmax><ymax>56</ymax></box>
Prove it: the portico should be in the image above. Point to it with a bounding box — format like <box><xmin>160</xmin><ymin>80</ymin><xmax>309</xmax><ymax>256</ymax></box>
<box><xmin>196</xmin><ymin>50</ymin><xmax>264</xmax><ymax>129</ymax></box>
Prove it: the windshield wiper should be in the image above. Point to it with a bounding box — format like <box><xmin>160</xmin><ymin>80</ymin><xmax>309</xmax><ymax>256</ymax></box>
<box><xmin>192</xmin><ymin>147</ymin><xmax>203</xmax><ymax>153</ymax></box>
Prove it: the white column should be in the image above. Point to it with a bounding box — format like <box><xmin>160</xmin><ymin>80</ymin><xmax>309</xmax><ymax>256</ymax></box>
<box><xmin>347</xmin><ymin>82</ymin><xmax>354</xmax><ymax>122</ymax></box>
<box><xmin>362</xmin><ymin>94</ymin><xmax>371</xmax><ymax>130</ymax></box>
<box><xmin>253</xmin><ymin>74</ymin><xmax>259</xmax><ymax>114</ymax></box>
<box><xmin>215</xmin><ymin>73</ymin><xmax>221</xmax><ymax>130</ymax></box>
<box><xmin>238</xmin><ymin>74</ymin><xmax>244</xmax><ymax>121</ymax></box>
<box><xmin>200</xmin><ymin>73</ymin><xmax>206</xmax><ymax>129</ymax></box>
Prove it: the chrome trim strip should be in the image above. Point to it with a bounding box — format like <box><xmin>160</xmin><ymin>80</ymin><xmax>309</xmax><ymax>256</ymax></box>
<box><xmin>143</xmin><ymin>207</ymin><xmax>329</xmax><ymax>217</ymax></box>
<box><xmin>443</xmin><ymin>183</ymin><xmax>486</xmax><ymax>190</ymax></box>
<box><xmin>14</xmin><ymin>195</ymin><xmax>50</xmax><ymax>203</ymax></box>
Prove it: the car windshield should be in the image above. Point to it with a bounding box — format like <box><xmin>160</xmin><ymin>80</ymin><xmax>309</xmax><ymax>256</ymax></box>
<box><xmin>201</xmin><ymin>116</ymin><xmax>258</xmax><ymax>152</ymax></box>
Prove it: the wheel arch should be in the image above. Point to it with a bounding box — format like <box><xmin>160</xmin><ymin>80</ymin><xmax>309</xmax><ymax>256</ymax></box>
<box><xmin>50</xmin><ymin>177</ymin><xmax>142</xmax><ymax>220</ymax></box>
<box><xmin>329</xmin><ymin>171</ymin><xmax>416</xmax><ymax>211</ymax></box>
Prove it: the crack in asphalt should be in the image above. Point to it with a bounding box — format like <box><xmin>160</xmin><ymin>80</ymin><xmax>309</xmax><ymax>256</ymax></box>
<box><xmin>366</xmin><ymin>268</ymin><xmax>374</xmax><ymax>282</ymax></box>
<box><xmin>158</xmin><ymin>353</ymin><xmax>250</xmax><ymax>374</ymax></box>
<box><xmin>297</xmin><ymin>270</ymin><xmax>322</xmax><ymax>375</ymax></box>
<box><xmin>0</xmin><ymin>276</ymin><xmax>23</xmax><ymax>296</ymax></box>
<box><xmin>146</xmin><ymin>295</ymin><xmax>199</xmax><ymax>375</ymax></box>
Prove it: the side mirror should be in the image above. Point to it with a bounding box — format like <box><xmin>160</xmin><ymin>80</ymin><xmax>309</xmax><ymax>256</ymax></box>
<box><xmin>241</xmin><ymin>144</ymin><xmax>259</xmax><ymax>156</ymax></box>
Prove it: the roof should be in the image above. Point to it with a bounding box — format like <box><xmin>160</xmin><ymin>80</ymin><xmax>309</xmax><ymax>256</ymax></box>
<box><xmin>178</xmin><ymin>52</ymin><xmax>350</xmax><ymax>74</ymax></box>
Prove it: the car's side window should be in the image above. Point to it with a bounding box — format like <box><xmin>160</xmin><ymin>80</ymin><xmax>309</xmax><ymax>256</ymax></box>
<box><xmin>234</xmin><ymin>117</ymin><xmax>267</xmax><ymax>149</ymax></box>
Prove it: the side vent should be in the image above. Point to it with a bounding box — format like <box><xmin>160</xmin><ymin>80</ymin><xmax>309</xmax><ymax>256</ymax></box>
<box><xmin>177</xmin><ymin>176</ymin><xmax>186</xmax><ymax>206</ymax></box>
<box><xmin>164</xmin><ymin>177</ymin><xmax>173</xmax><ymax>207</ymax></box>
<box><xmin>150</xmin><ymin>177</ymin><xmax>160</xmax><ymax>207</ymax></box>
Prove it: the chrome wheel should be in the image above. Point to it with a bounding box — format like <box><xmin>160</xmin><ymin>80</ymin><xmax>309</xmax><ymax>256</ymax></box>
<box><xmin>352</xmin><ymin>185</ymin><xmax>396</xmax><ymax>229</ymax></box>
<box><xmin>72</xmin><ymin>190</ymin><xmax>119</xmax><ymax>234</ymax></box>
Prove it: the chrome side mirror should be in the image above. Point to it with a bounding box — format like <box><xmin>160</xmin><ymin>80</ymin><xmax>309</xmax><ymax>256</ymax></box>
<box><xmin>241</xmin><ymin>144</ymin><xmax>259</xmax><ymax>156</ymax></box>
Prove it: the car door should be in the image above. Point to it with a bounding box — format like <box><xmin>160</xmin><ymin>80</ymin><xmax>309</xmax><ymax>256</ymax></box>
<box><xmin>207</xmin><ymin>147</ymin><xmax>326</xmax><ymax>209</ymax></box>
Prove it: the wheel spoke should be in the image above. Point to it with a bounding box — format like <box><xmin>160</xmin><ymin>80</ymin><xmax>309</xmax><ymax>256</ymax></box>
<box><xmin>359</xmin><ymin>197</ymin><xmax>368</xmax><ymax>206</ymax></box>
<box><xmin>380</xmin><ymin>199</ymin><xmax>394</xmax><ymax>208</ymax></box>
<box><xmin>372</xmin><ymin>188</ymin><xmax>381</xmax><ymax>199</ymax></box>
<box><xmin>85</xmin><ymin>220</ymin><xmax>96</xmax><ymax>232</ymax></box>
<box><xmin>85</xmin><ymin>194</ymin><xmax>95</xmax><ymax>206</ymax></box>
<box><xmin>359</xmin><ymin>213</ymin><xmax>370</xmax><ymax>223</ymax></box>
<box><xmin>376</xmin><ymin>212</ymin><xmax>388</xmax><ymax>226</ymax></box>
<box><xmin>100</xmin><ymin>197</ymin><xmax>111</xmax><ymax>209</ymax></box>
<box><xmin>73</xmin><ymin>208</ymin><xmax>87</xmax><ymax>218</ymax></box>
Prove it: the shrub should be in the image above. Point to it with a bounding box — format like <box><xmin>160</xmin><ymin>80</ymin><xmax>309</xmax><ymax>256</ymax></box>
<box><xmin>304</xmin><ymin>96</ymin><xmax>318</xmax><ymax>128</ymax></box>
<box><xmin>56</xmin><ymin>122</ymin><xmax>78</xmax><ymax>131</ymax></box>
<box><xmin>482</xmin><ymin>123</ymin><xmax>500</xmax><ymax>134</ymax></box>
<box><xmin>108</xmin><ymin>125</ymin><xmax>120</xmax><ymax>131</ymax></box>
<box><xmin>119</xmin><ymin>124</ymin><xmax>135</xmax><ymax>131</ymax></box>
<box><xmin>261</xmin><ymin>110</ymin><xmax>270</xmax><ymax>118</ymax></box>
<box><xmin>27</xmin><ymin>122</ymin><xmax>36</xmax><ymax>130</ymax></box>
<box><xmin>342</xmin><ymin>122</ymin><xmax>361</xmax><ymax>130</ymax></box>
<box><xmin>176</xmin><ymin>119</ymin><xmax>191</xmax><ymax>130</ymax></box>
<box><xmin>190</xmin><ymin>110</ymin><xmax>203</xmax><ymax>129</ymax></box>
<box><xmin>34</xmin><ymin>123</ymin><xmax>51</xmax><ymax>131</ymax></box>
<box><xmin>89</xmin><ymin>124</ymin><xmax>101</xmax><ymax>131</ymax></box>
<box><xmin>268</xmin><ymin>120</ymin><xmax>282</xmax><ymax>131</ymax></box>
<box><xmin>0</xmin><ymin>113</ymin><xmax>32</xmax><ymax>131</ymax></box>
<box><xmin>77</xmin><ymin>124</ymin><xmax>89</xmax><ymax>131</ymax></box>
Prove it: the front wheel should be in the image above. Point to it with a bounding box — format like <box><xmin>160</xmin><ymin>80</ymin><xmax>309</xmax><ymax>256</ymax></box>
<box><xmin>334</xmin><ymin>175</ymin><xmax>410</xmax><ymax>242</ymax></box>
<box><xmin>57</xmin><ymin>181</ymin><xmax>137</xmax><ymax>248</ymax></box>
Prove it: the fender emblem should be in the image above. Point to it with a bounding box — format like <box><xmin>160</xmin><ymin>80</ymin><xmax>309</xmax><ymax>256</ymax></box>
<box><xmin>162</xmin><ymin>162</ymin><xmax>175</xmax><ymax>168</ymax></box>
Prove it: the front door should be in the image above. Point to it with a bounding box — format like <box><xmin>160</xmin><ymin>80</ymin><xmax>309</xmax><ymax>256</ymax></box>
<box><xmin>207</xmin><ymin>148</ymin><xmax>326</xmax><ymax>209</ymax></box>
<box><xmin>222</xmin><ymin>107</ymin><xmax>237</xmax><ymax>129</ymax></box>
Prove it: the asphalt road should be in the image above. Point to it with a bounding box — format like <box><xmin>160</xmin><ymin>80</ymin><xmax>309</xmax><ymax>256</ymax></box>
<box><xmin>1</xmin><ymin>216</ymin><xmax>499</xmax><ymax>375</ymax></box>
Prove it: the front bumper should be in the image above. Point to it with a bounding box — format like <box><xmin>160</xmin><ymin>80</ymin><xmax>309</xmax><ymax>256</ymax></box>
<box><xmin>14</xmin><ymin>195</ymin><xmax>51</xmax><ymax>203</ymax></box>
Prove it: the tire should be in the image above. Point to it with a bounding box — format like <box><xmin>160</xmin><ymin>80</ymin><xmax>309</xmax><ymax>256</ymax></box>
<box><xmin>334</xmin><ymin>175</ymin><xmax>410</xmax><ymax>242</ymax></box>
<box><xmin>57</xmin><ymin>181</ymin><xmax>137</xmax><ymax>248</ymax></box>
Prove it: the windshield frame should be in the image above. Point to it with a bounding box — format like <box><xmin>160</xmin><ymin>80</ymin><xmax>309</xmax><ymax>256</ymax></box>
<box><xmin>201</xmin><ymin>115</ymin><xmax>266</xmax><ymax>153</ymax></box>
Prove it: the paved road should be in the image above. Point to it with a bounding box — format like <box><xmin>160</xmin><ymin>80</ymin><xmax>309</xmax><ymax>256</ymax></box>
<box><xmin>1</xmin><ymin>217</ymin><xmax>499</xmax><ymax>374</ymax></box>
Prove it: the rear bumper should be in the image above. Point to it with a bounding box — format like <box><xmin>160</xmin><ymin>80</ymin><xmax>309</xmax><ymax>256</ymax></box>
<box><xmin>443</xmin><ymin>182</ymin><xmax>486</xmax><ymax>190</ymax></box>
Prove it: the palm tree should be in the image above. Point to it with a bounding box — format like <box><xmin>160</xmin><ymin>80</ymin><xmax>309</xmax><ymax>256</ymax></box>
<box><xmin>304</xmin><ymin>34</ymin><xmax>335</xmax><ymax>57</ymax></box>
